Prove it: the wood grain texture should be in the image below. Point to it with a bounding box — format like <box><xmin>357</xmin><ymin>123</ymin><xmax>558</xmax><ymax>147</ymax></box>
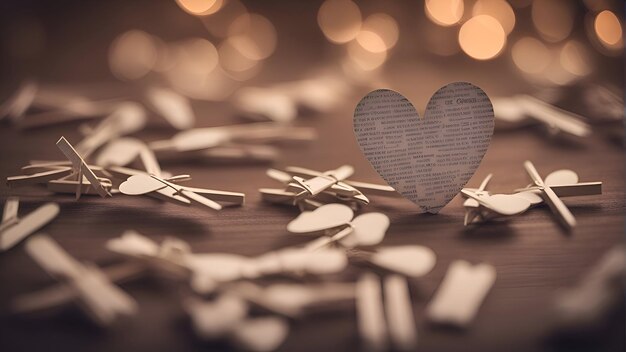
<box><xmin>0</xmin><ymin>1</ymin><xmax>623</xmax><ymax>352</ymax></box>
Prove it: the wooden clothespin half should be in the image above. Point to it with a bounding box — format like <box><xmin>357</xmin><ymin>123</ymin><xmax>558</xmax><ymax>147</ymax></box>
<box><xmin>356</xmin><ymin>273</ymin><xmax>418</xmax><ymax>351</ymax></box>
<box><xmin>523</xmin><ymin>160</ymin><xmax>582</xmax><ymax>230</ymax></box>
<box><xmin>0</xmin><ymin>197</ymin><xmax>59</xmax><ymax>251</ymax></box>
<box><xmin>23</xmin><ymin>234</ymin><xmax>137</xmax><ymax>326</ymax></box>
<box><xmin>426</xmin><ymin>260</ymin><xmax>496</xmax><ymax>327</ymax></box>
<box><xmin>515</xmin><ymin>168</ymin><xmax>602</xmax><ymax>202</ymax></box>
<box><xmin>56</xmin><ymin>136</ymin><xmax>111</xmax><ymax>199</ymax></box>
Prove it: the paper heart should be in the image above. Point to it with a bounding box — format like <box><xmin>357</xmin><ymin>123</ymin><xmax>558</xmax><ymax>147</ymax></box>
<box><xmin>340</xmin><ymin>212</ymin><xmax>389</xmax><ymax>248</ymax></box>
<box><xmin>118</xmin><ymin>174</ymin><xmax>166</xmax><ymax>195</ymax></box>
<box><xmin>370</xmin><ymin>245</ymin><xmax>436</xmax><ymax>277</ymax></box>
<box><xmin>286</xmin><ymin>203</ymin><xmax>354</xmax><ymax>233</ymax></box>
<box><xmin>186</xmin><ymin>295</ymin><xmax>248</xmax><ymax>339</ymax></box>
<box><xmin>354</xmin><ymin>82</ymin><xmax>494</xmax><ymax>213</ymax></box>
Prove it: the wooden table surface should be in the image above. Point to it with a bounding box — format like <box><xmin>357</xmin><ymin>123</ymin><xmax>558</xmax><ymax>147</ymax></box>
<box><xmin>0</xmin><ymin>1</ymin><xmax>623</xmax><ymax>352</ymax></box>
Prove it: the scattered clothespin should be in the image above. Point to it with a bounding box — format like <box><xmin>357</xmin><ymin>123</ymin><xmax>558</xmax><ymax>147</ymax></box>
<box><xmin>515</xmin><ymin>168</ymin><xmax>602</xmax><ymax>205</ymax></box>
<box><xmin>228</xmin><ymin>281</ymin><xmax>356</xmax><ymax>318</ymax></box>
<box><xmin>148</xmin><ymin>122</ymin><xmax>316</xmax><ymax>164</ymax></box>
<box><xmin>462</xmin><ymin>174</ymin><xmax>493</xmax><ymax>225</ymax></box>
<box><xmin>144</xmin><ymin>86</ymin><xmax>195</xmax><ymax>130</ymax></box>
<box><xmin>75</xmin><ymin>102</ymin><xmax>147</xmax><ymax>158</ymax></box>
<box><xmin>0</xmin><ymin>80</ymin><xmax>38</xmax><ymax>123</ymax></box>
<box><xmin>426</xmin><ymin>260</ymin><xmax>496</xmax><ymax>327</ymax></box>
<box><xmin>261</xmin><ymin>165</ymin><xmax>397</xmax><ymax>210</ymax></box>
<box><xmin>184</xmin><ymin>295</ymin><xmax>289</xmax><ymax>352</ymax></box>
<box><xmin>493</xmin><ymin>94</ymin><xmax>592</xmax><ymax>139</ymax></box>
<box><xmin>22</xmin><ymin>234</ymin><xmax>137</xmax><ymax>326</ymax></box>
<box><xmin>11</xmin><ymin>261</ymin><xmax>145</xmax><ymax>315</ymax></box>
<box><xmin>96</xmin><ymin>137</ymin><xmax>163</xmax><ymax>177</ymax></box>
<box><xmin>461</xmin><ymin>187</ymin><xmax>532</xmax><ymax>220</ymax></box>
<box><xmin>106</xmin><ymin>231</ymin><xmax>348</xmax><ymax>295</ymax></box>
<box><xmin>56</xmin><ymin>136</ymin><xmax>112</xmax><ymax>199</ymax></box>
<box><xmin>521</xmin><ymin>161</ymin><xmax>600</xmax><ymax>230</ymax></box>
<box><xmin>356</xmin><ymin>273</ymin><xmax>418</xmax><ymax>351</ymax></box>
<box><xmin>0</xmin><ymin>197</ymin><xmax>59</xmax><ymax>251</ymax></box>
<box><xmin>118</xmin><ymin>172</ymin><xmax>244</xmax><ymax>210</ymax></box>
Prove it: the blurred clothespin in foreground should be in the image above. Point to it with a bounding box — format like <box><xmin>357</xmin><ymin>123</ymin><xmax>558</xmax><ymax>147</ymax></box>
<box><xmin>0</xmin><ymin>197</ymin><xmax>59</xmax><ymax>251</ymax></box>
<box><xmin>493</xmin><ymin>94</ymin><xmax>592</xmax><ymax>139</ymax></box>
<box><xmin>21</xmin><ymin>234</ymin><xmax>137</xmax><ymax>326</ymax></box>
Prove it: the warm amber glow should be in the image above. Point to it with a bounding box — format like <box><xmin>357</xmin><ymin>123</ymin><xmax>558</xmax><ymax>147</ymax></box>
<box><xmin>511</xmin><ymin>37</ymin><xmax>551</xmax><ymax>74</ymax></box>
<box><xmin>347</xmin><ymin>39</ymin><xmax>387</xmax><ymax>71</ymax></box>
<box><xmin>594</xmin><ymin>11</ymin><xmax>623</xmax><ymax>48</ymax></box>
<box><xmin>108</xmin><ymin>30</ymin><xmax>157</xmax><ymax>80</ymax></box>
<box><xmin>356</xmin><ymin>30</ymin><xmax>387</xmax><ymax>53</ymax></box>
<box><xmin>360</xmin><ymin>14</ymin><xmax>399</xmax><ymax>51</ymax></box>
<box><xmin>175</xmin><ymin>0</ymin><xmax>222</xmax><ymax>16</ymax></box>
<box><xmin>174</xmin><ymin>38</ymin><xmax>219</xmax><ymax>75</ymax></box>
<box><xmin>218</xmin><ymin>37</ymin><xmax>259</xmax><ymax>73</ymax></box>
<box><xmin>531</xmin><ymin>0</ymin><xmax>574</xmax><ymax>42</ymax></box>
<box><xmin>202</xmin><ymin>0</ymin><xmax>247</xmax><ymax>38</ymax></box>
<box><xmin>228</xmin><ymin>13</ymin><xmax>277</xmax><ymax>60</ymax></box>
<box><xmin>458</xmin><ymin>15</ymin><xmax>506</xmax><ymax>60</ymax></box>
<box><xmin>425</xmin><ymin>0</ymin><xmax>464</xmax><ymax>27</ymax></box>
<box><xmin>472</xmin><ymin>0</ymin><xmax>515</xmax><ymax>35</ymax></box>
<box><xmin>560</xmin><ymin>40</ymin><xmax>592</xmax><ymax>77</ymax></box>
<box><xmin>318</xmin><ymin>0</ymin><xmax>362</xmax><ymax>44</ymax></box>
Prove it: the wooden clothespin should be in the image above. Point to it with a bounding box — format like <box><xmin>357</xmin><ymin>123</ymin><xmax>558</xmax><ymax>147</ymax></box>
<box><xmin>356</xmin><ymin>273</ymin><xmax>418</xmax><ymax>351</ymax></box>
<box><xmin>493</xmin><ymin>94</ymin><xmax>592</xmax><ymax>138</ymax></box>
<box><xmin>522</xmin><ymin>160</ymin><xmax>594</xmax><ymax>230</ymax></box>
<box><xmin>75</xmin><ymin>102</ymin><xmax>147</xmax><ymax>158</ymax></box>
<box><xmin>0</xmin><ymin>197</ymin><xmax>59</xmax><ymax>251</ymax></box>
<box><xmin>261</xmin><ymin>165</ymin><xmax>397</xmax><ymax>210</ymax></box>
<box><xmin>148</xmin><ymin>123</ymin><xmax>315</xmax><ymax>164</ymax></box>
<box><xmin>144</xmin><ymin>86</ymin><xmax>195</xmax><ymax>130</ymax></box>
<box><xmin>117</xmin><ymin>172</ymin><xmax>244</xmax><ymax>210</ymax></box>
<box><xmin>56</xmin><ymin>136</ymin><xmax>112</xmax><ymax>199</ymax></box>
<box><xmin>22</xmin><ymin>234</ymin><xmax>137</xmax><ymax>326</ymax></box>
<box><xmin>426</xmin><ymin>260</ymin><xmax>496</xmax><ymax>327</ymax></box>
<box><xmin>515</xmin><ymin>168</ymin><xmax>602</xmax><ymax>203</ymax></box>
<box><xmin>462</xmin><ymin>174</ymin><xmax>493</xmax><ymax>225</ymax></box>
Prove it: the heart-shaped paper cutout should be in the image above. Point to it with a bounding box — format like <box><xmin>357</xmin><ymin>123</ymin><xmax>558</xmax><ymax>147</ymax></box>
<box><xmin>370</xmin><ymin>245</ymin><xmax>436</xmax><ymax>277</ymax></box>
<box><xmin>286</xmin><ymin>203</ymin><xmax>354</xmax><ymax>234</ymax></box>
<box><xmin>185</xmin><ymin>295</ymin><xmax>248</xmax><ymax>339</ymax></box>
<box><xmin>340</xmin><ymin>212</ymin><xmax>389</xmax><ymax>248</ymax></box>
<box><xmin>119</xmin><ymin>174</ymin><xmax>165</xmax><ymax>195</ymax></box>
<box><xmin>354</xmin><ymin>82</ymin><xmax>494</xmax><ymax>213</ymax></box>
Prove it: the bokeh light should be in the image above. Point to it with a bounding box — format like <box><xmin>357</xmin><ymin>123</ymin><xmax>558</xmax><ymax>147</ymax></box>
<box><xmin>594</xmin><ymin>10</ymin><xmax>623</xmax><ymax>49</ymax></box>
<box><xmin>317</xmin><ymin>0</ymin><xmax>362</xmax><ymax>44</ymax></box>
<box><xmin>531</xmin><ymin>0</ymin><xmax>575</xmax><ymax>43</ymax></box>
<box><xmin>175</xmin><ymin>0</ymin><xmax>223</xmax><ymax>16</ymax></box>
<box><xmin>560</xmin><ymin>40</ymin><xmax>592</xmax><ymax>77</ymax></box>
<box><xmin>511</xmin><ymin>37</ymin><xmax>551</xmax><ymax>74</ymax></box>
<box><xmin>347</xmin><ymin>39</ymin><xmax>387</xmax><ymax>71</ymax></box>
<box><xmin>227</xmin><ymin>13</ymin><xmax>277</xmax><ymax>60</ymax></box>
<box><xmin>458</xmin><ymin>15</ymin><xmax>506</xmax><ymax>60</ymax></box>
<box><xmin>425</xmin><ymin>0</ymin><xmax>464</xmax><ymax>27</ymax></box>
<box><xmin>472</xmin><ymin>0</ymin><xmax>516</xmax><ymax>35</ymax></box>
<box><xmin>202</xmin><ymin>0</ymin><xmax>248</xmax><ymax>38</ymax></box>
<box><xmin>358</xmin><ymin>14</ymin><xmax>399</xmax><ymax>52</ymax></box>
<box><xmin>108</xmin><ymin>30</ymin><xmax>158</xmax><ymax>80</ymax></box>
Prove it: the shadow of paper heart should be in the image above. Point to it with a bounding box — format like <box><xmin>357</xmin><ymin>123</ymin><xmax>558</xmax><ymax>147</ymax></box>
<box><xmin>354</xmin><ymin>82</ymin><xmax>494</xmax><ymax>214</ymax></box>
